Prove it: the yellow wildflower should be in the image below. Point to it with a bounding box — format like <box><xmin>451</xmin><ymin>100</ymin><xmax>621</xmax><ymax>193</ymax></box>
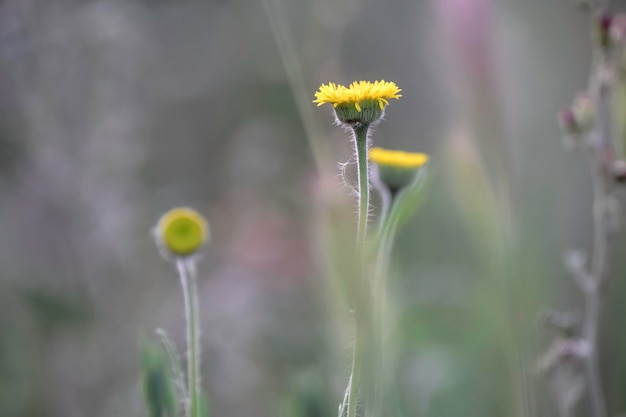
<box><xmin>369</xmin><ymin>147</ymin><xmax>429</xmax><ymax>168</ymax></box>
<box><xmin>370</xmin><ymin>147</ymin><xmax>429</xmax><ymax>194</ymax></box>
<box><xmin>155</xmin><ymin>207</ymin><xmax>209</xmax><ymax>257</ymax></box>
<box><xmin>314</xmin><ymin>80</ymin><xmax>402</xmax><ymax>112</ymax></box>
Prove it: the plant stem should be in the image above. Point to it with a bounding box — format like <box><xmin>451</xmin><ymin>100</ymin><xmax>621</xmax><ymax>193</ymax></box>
<box><xmin>373</xmin><ymin>193</ymin><xmax>401</xmax><ymax>359</ymax></box>
<box><xmin>577</xmin><ymin>1</ymin><xmax>612</xmax><ymax>414</ymax></box>
<box><xmin>355</xmin><ymin>126</ymin><xmax>370</xmax><ymax>246</ymax></box>
<box><xmin>582</xmin><ymin>1</ymin><xmax>613</xmax><ymax>405</ymax></box>
<box><xmin>177</xmin><ymin>258</ymin><xmax>201</xmax><ymax>417</ymax></box>
<box><xmin>581</xmin><ymin>139</ymin><xmax>609</xmax><ymax>417</ymax></box>
<box><xmin>371</xmin><ymin>192</ymin><xmax>402</xmax><ymax>417</ymax></box>
<box><xmin>343</xmin><ymin>125</ymin><xmax>370</xmax><ymax>417</ymax></box>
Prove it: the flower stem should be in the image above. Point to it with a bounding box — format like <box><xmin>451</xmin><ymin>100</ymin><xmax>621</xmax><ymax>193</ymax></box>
<box><xmin>581</xmin><ymin>132</ymin><xmax>609</xmax><ymax>417</ymax></box>
<box><xmin>371</xmin><ymin>192</ymin><xmax>402</xmax><ymax>417</ymax></box>
<box><xmin>355</xmin><ymin>126</ymin><xmax>370</xmax><ymax>246</ymax></box>
<box><xmin>343</xmin><ymin>125</ymin><xmax>370</xmax><ymax>417</ymax></box>
<box><xmin>177</xmin><ymin>258</ymin><xmax>201</xmax><ymax>417</ymax></box>
<box><xmin>581</xmin><ymin>0</ymin><xmax>612</xmax><ymax>406</ymax></box>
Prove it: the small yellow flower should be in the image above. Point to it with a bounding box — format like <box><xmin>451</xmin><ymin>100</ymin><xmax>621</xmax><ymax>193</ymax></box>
<box><xmin>369</xmin><ymin>147</ymin><xmax>429</xmax><ymax>168</ymax></box>
<box><xmin>370</xmin><ymin>147</ymin><xmax>429</xmax><ymax>194</ymax></box>
<box><xmin>155</xmin><ymin>207</ymin><xmax>209</xmax><ymax>257</ymax></box>
<box><xmin>314</xmin><ymin>80</ymin><xmax>402</xmax><ymax>112</ymax></box>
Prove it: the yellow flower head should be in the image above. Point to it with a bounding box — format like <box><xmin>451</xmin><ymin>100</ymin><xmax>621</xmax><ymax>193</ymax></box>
<box><xmin>314</xmin><ymin>80</ymin><xmax>402</xmax><ymax>112</ymax></box>
<box><xmin>154</xmin><ymin>207</ymin><xmax>209</xmax><ymax>257</ymax></box>
<box><xmin>369</xmin><ymin>147</ymin><xmax>429</xmax><ymax>168</ymax></box>
<box><xmin>369</xmin><ymin>147</ymin><xmax>429</xmax><ymax>193</ymax></box>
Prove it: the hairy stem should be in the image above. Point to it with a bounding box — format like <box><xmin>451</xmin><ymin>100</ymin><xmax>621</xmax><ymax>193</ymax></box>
<box><xmin>355</xmin><ymin>126</ymin><xmax>370</xmax><ymax>246</ymax></box>
<box><xmin>343</xmin><ymin>125</ymin><xmax>370</xmax><ymax>417</ymax></box>
<box><xmin>177</xmin><ymin>258</ymin><xmax>201</xmax><ymax>417</ymax></box>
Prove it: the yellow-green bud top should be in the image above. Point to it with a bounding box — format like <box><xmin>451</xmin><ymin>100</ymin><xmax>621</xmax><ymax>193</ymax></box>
<box><xmin>154</xmin><ymin>207</ymin><xmax>209</xmax><ymax>257</ymax></box>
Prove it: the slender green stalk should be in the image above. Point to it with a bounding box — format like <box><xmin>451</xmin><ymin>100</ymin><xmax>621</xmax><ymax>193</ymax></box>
<box><xmin>371</xmin><ymin>192</ymin><xmax>405</xmax><ymax>417</ymax></box>
<box><xmin>355</xmin><ymin>126</ymin><xmax>370</xmax><ymax>246</ymax></box>
<box><xmin>372</xmin><ymin>200</ymin><xmax>394</xmax><ymax>417</ymax></box>
<box><xmin>177</xmin><ymin>258</ymin><xmax>201</xmax><ymax>417</ymax></box>
<box><xmin>342</xmin><ymin>125</ymin><xmax>370</xmax><ymax>417</ymax></box>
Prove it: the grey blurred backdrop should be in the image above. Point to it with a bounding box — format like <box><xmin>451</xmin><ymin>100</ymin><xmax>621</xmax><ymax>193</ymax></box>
<box><xmin>1</xmin><ymin>0</ymin><xmax>625</xmax><ymax>417</ymax></box>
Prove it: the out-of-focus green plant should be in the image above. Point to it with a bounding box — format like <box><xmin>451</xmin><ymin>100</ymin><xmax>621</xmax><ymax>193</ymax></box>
<box><xmin>141</xmin><ymin>337</ymin><xmax>179</xmax><ymax>417</ymax></box>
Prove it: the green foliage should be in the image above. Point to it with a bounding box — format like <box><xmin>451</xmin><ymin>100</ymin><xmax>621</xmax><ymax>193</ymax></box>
<box><xmin>140</xmin><ymin>338</ymin><xmax>179</xmax><ymax>417</ymax></box>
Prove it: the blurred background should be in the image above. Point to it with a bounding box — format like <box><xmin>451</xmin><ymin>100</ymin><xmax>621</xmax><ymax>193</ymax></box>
<box><xmin>1</xmin><ymin>0</ymin><xmax>626</xmax><ymax>416</ymax></box>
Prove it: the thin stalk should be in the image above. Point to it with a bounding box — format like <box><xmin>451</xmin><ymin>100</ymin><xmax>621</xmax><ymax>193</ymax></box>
<box><xmin>572</xmin><ymin>1</ymin><xmax>611</xmax><ymax>416</ymax></box>
<box><xmin>177</xmin><ymin>258</ymin><xmax>201</xmax><ymax>417</ymax></box>
<box><xmin>355</xmin><ymin>126</ymin><xmax>370</xmax><ymax>246</ymax></box>
<box><xmin>581</xmin><ymin>2</ymin><xmax>612</xmax><ymax>406</ymax></box>
<box><xmin>581</xmin><ymin>146</ymin><xmax>609</xmax><ymax>417</ymax></box>
<box><xmin>344</xmin><ymin>125</ymin><xmax>370</xmax><ymax>417</ymax></box>
<box><xmin>375</xmin><ymin>194</ymin><xmax>403</xmax><ymax>299</ymax></box>
<box><xmin>371</xmin><ymin>193</ymin><xmax>402</xmax><ymax>417</ymax></box>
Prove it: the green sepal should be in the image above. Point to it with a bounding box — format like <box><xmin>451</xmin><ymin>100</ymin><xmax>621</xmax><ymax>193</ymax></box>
<box><xmin>334</xmin><ymin>100</ymin><xmax>383</xmax><ymax>127</ymax></box>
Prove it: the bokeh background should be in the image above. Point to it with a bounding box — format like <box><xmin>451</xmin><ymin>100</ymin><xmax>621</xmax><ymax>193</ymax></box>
<box><xmin>1</xmin><ymin>0</ymin><xmax>626</xmax><ymax>416</ymax></box>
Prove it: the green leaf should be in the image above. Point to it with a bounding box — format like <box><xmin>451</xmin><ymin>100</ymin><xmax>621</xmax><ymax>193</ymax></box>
<box><xmin>140</xmin><ymin>338</ymin><xmax>179</xmax><ymax>417</ymax></box>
